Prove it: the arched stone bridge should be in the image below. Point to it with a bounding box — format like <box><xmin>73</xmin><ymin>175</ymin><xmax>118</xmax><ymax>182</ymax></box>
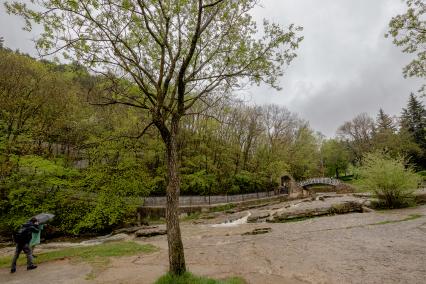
<box><xmin>297</xmin><ymin>177</ymin><xmax>341</xmax><ymax>188</ymax></box>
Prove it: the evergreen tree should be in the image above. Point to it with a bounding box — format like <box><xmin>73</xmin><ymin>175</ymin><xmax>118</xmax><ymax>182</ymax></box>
<box><xmin>376</xmin><ymin>108</ymin><xmax>396</xmax><ymax>133</ymax></box>
<box><xmin>401</xmin><ymin>94</ymin><xmax>426</xmax><ymax>146</ymax></box>
<box><xmin>400</xmin><ymin>93</ymin><xmax>426</xmax><ymax>168</ymax></box>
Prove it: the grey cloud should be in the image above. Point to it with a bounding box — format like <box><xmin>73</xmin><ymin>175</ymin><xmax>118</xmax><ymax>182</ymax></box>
<box><xmin>0</xmin><ymin>0</ymin><xmax>423</xmax><ymax>137</ymax></box>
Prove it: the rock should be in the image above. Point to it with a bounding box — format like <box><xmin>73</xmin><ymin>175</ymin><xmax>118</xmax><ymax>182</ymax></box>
<box><xmin>362</xmin><ymin>200</ymin><xmax>373</xmax><ymax>208</ymax></box>
<box><xmin>135</xmin><ymin>225</ymin><xmax>167</xmax><ymax>237</ymax></box>
<box><xmin>334</xmin><ymin>184</ymin><xmax>356</xmax><ymax>193</ymax></box>
<box><xmin>99</xmin><ymin>233</ymin><xmax>128</xmax><ymax>242</ymax></box>
<box><xmin>362</xmin><ymin>206</ymin><xmax>375</xmax><ymax>213</ymax></box>
<box><xmin>414</xmin><ymin>189</ymin><xmax>426</xmax><ymax>204</ymax></box>
<box><xmin>242</xmin><ymin>227</ymin><xmax>272</xmax><ymax>235</ymax></box>
<box><xmin>80</xmin><ymin>233</ymin><xmax>129</xmax><ymax>245</ymax></box>
<box><xmin>113</xmin><ymin>226</ymin><xmax>146</xmax><ymax>235</ymax></box>
<box><xmin>267</xmin><ymin>198</ymin><xmax>364</xmax><ymax>223</ymax></box>
<box><xmin>247</xmin><ymin>211</ymin><xmax>270</xmax><ymax>223</ymax></box>
<box><xmin>201</xmin><ymin>208</ymin><xmax>210</xmax><ymax>213</ymax></box>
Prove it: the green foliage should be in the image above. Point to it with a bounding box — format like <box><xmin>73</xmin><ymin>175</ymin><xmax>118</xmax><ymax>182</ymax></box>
<box><xmin>0</xmin><ymin>155</ymin><xmax>78</xmax><ymax>231</ymax></box>
<box><xmin>181</xmin><ymin>170</ymin><xmax>217</xmax><ymax>195</ymax></box>
<box><xmin>321</xmin><ymin>139</ymin><xmax>351</xmax><ymax>178</ymax></box>
<box><xmin>356</xmin><ymin>152</ymin><xmax>421</xmax><ymax>208</ymax></box>
<box><xmin>386</xmin><ymin>0</ymin><xmax>425</xmax><ymax>94</ymax></box>
<box><xmin>0</xmin><ymin>241</ymin><xmax>156</xmax><ymax>268</ymax></box>
<box><xmin>155</xmin><ymin>272</ymin><xmax>246</xmax><ymax>284</ymax></box>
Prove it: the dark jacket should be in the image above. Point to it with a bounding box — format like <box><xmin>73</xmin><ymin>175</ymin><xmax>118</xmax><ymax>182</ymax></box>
<box><xmin>14</xmin><ymin>222</ymin><xmax>39</xmax><ymax>244</ymax></box>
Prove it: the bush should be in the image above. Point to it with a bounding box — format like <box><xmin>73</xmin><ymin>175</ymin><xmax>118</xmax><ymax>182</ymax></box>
<box><xmin>0</xmin><ymin>154</ymin><xmax>149</xmax><ymax>235</ymax></box>
<box><xmin>356</xmin><ymin>152</ymin><xmax>421</xmax><ymax>208</ymax></box>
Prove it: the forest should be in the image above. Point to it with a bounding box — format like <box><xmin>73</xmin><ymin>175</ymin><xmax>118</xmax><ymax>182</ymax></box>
<box><xmin>1</xmin><ymin>45</ymin><xmax>425</xmax><ymax>235</ymax></box>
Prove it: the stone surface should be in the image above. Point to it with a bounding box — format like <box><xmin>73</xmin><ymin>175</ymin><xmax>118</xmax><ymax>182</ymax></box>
<box><xmin>362</xmin><ymin>206</ymin><xmax>375</xmax><ymax>213</ymax></box>
<box><xmin>113</xmin><ymin>226</ymin><xmax>146</xmax><ymax>235</ymax></box>
<box><xmin>266</xmin><ymin>196</ymin><xmax>365</xmax><ymax>223</ymax></box>
<box><xmin>242</xmin><ymin>227</ymin><xmax>272</xmax><ymax>235</ymax></box>
<box><xmin>135</xmin><ymin>225</ymin><xmax>167</xmax><ymax>237</ymax></box>
<box><xmin>247</xmin><ymin>211</ymin><xmax>270</xmax><ymax>223</ymax></box>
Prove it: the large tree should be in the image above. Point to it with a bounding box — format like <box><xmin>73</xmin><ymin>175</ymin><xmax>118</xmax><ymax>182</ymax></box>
<box><xmin>6</xmin><ymin>0</ymin><xmax>302</xmax><ymax>274</ymax></box>
<box><xmin>386</xmin><ymin>0</ymin><xmax>425</xmax><ymax>94</ymax></box>
<box><xmin>337</xmin><ymin>113</ymin><xmax>375</xmax><ymax>163</ymax></box>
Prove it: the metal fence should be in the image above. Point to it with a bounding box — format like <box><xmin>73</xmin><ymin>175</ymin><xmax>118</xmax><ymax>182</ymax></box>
<box><xmin>143</xmin><ymin>190</ymin><xmax>278</xmax><ymax>206</ymax></box>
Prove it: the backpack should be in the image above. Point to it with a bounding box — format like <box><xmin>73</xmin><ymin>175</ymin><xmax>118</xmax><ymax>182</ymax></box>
<box><xmin>13</xmin><ymin>226</ymin><xmax>33</xmax><ymax>243</ymax></box>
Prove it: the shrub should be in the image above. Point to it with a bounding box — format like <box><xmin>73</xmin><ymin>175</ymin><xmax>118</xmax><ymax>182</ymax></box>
<box><xmin>356</xmin><ymin>152</ymin><xmax>421</xmax><ymax>208</ymax></box>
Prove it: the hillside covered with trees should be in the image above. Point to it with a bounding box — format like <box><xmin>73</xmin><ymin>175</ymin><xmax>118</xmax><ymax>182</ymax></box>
<box><xmin>1</xmin><ymin>46</ymin><xmax>425</xmax><ymax>235</ymax></box>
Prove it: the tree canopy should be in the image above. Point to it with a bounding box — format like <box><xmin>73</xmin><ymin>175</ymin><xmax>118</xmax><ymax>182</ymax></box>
<box><xmin>6</xmin><ymin>0</ymin><xmax>303</xmax><ymax>275</ymax></box>
<box><xmin>387</xmin><ymin>0</ymin><xmax>426</xmax><ymax>94</ymax></box>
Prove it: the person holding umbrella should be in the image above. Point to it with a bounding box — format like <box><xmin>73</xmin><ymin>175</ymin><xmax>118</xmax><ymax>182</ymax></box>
<box><xmin>29</xmin><ymin>223</ymin><xmax>44</xmax><ymax>257</ymax></box>
<box><xmin>29</xmin><ymin>213</ymin><xmax>53</xmax><ymax>257</ymax></box>
<box><xmin>10</xmin><ymin>217</ymin><xmax>39</xmax><ymax>273</ymax></box>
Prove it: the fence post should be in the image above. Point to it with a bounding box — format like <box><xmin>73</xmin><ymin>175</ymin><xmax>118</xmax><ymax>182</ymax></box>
<box><xmin>137</xmin><ymin>211</ymin><xmax>141</xmax><ymax>226</ymax></box>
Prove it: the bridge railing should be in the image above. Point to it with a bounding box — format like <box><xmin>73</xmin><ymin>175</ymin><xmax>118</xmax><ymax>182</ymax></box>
<box><xmin>143</xmin><ymin>177</ymin><xmax>343</xmax><ymax>207</ymax></box>
<box><xmin>297</xmin><ymin>177</ymin><xmax>341</xmax><ymax>187</ymax></box>
<box><xmin>143</xmin><ymin>190</ymin><xmax>278</xmax><ymax>207</ymax></box>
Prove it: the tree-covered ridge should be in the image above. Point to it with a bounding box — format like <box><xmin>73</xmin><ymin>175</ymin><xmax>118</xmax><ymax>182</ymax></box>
<box><xmin>0</xmin><ymin>47</ymin><xmax>425</xmax><ymax>234</ymax></box>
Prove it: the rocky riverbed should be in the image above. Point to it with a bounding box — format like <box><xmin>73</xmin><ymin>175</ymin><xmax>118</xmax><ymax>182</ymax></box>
<box><xmin>1</xmin><ymin>193</ymin><xmax>426</xmax><ymax>284</ymax></box>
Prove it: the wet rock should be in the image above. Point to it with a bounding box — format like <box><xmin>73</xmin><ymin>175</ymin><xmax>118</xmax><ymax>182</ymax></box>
<box><xmin>267</xmin><ymin>198</ymin><xmax>364</xmax><ymax>223</ymax></box>
<box><xmin>135</xmin><ymin>225</ymin><xmax>167</xmax><ymax>237</ymax></box>
<box><xmin>79</xmin><ymin>233</ymin><xmax>129</xmax><ymax>245</ymax></box>
<box><xmin>113</xmin><ymin>226</ymin><xmax>146</xmax><ymax>235</ymax></box>
<box><xmin>242</xmin><ymin>227</ymin><xmax>272</xmax><ymax>235</ymax></box>
<box><xmin>247</xmin><ymin>211</ymin><xmax>270</xmax><ymax>223</ymax></box>
<box><xmin>100</xmin><ymin>233</ymin><xmax>129</xmax><ymax>242</ymax></box>
<box><xmin>362</xmin><ymin>206</ymin><xmax>375</xmax><ymax>213</ymax></box>
<box><xmin>414</xmin><ymin>190</ymin><xmax>426</xmax><ymax>204</ymax></box>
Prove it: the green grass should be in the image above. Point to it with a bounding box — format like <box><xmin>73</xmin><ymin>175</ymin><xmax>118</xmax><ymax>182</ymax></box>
<box><xmin>181</xmin><ymin>212</ymin><xmax>202</xmax><ymax>222</ymax></box>
<box><xmin>0</xmin><ymin>241</ymin><xmax>157</xmax><ymax>269</ymax></box>
<box><xmin>212</xmin><ymin>203</ymin><xmax>235</xmax><ymax>212</ymax></box>
<box><xmin>155</xmin><ymin>272</ymin><xmax>246</xmax><ymax>284</ymax></box>
<box><xmin>370</xmin><ymin>214</ymin><xmax>423</xmax><ymax>225</ymax></box>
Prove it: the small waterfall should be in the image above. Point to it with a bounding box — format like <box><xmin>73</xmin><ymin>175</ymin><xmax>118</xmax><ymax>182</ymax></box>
<box><xmin>211</xmin><ymin>212</ymin><xmax>251</xmax><ymax>227</ymax></box>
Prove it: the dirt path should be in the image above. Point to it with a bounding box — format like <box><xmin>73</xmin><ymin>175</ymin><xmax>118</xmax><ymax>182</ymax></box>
<box><xmin>1</xmin><ymin>205</ymin><xmax>426</xmax><ymax>284</ymax></box>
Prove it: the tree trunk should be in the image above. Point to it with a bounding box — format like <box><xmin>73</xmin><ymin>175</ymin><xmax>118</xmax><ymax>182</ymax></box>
<box><xmin>164</xmin><ymin>119</ymin><xmax>186</xmax><ymax>275</ymax></box>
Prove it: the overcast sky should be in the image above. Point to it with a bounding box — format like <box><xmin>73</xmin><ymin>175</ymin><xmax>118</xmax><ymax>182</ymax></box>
<box><xmin>0</xmin><ymin>0</ymin><xmax>423</xmax><ymax>137</ymax></box>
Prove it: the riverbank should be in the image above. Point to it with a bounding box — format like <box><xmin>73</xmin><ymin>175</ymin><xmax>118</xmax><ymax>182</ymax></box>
<box><xmin>1</xmin><ymin>195</ymin><xmax>425</xmax><ymax>283</ymax></box>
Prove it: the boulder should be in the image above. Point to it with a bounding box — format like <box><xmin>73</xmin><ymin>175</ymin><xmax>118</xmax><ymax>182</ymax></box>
<box><xmin>247</xmin><ymin>211</ymin><xmax>270</xmax><ymax>223</ymax></box>
<box><xmin>135</xmin><ymin>225</ymin><xmax>167</xmax><ymax>237</ymax></box>
<box><xmin>113</xmin><ymin>226</ymin><xmax>146</xmax><ymax>235</ymax></box>
<box><xmin>100</xmin><ymin>233</ymin><xmax>129</xmax><ymax>242</ymax></box>
<box><xmin>268</xmin><ymin>199</ymin><xmax>363</xmax><ymax>223</ymax></box>
<box><xmin>362</xmin><ymin>206</ymin><xmax>375</xmax><ymax>213</ymax></box>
